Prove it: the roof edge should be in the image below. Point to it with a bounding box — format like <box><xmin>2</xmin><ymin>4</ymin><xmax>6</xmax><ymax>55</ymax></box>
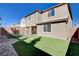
<box><xmin>23</xmin><ymin>3</ymin><xmax>72</xmax><ymax>20</ymax></box>
<box><xmin>23</xmin><ymin>3</ymin><xmax>65</xmax><ymax>18</ymax></box>
<box><xmin>67</xmin><ymin>3</ymin><xmax>73</xmax><ymax>20</ymax></box>
<box><xmin>24</xmin><ymin>10</ymin><xmax>42</xmax><ymax>18</ymax></box>
<box><xmin>42</xmin><ymin>3</ymin><xmax>67</xmax><ymax>13</ymax></box>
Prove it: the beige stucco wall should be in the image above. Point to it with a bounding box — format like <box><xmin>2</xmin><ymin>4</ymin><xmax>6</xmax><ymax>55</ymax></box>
<box><xmin>25</xmin><ymin>12</ymin><xmax>38</xmax><ymax>27</ymax></box>
<box><xmin>26</xmin><ymin>27</ymin><xmax>31</xmax><ymax>35</ymax></box>
<box><xmin>67</xmin><ymin>18</ymin><xmax>72</xmax><ymax>41</ymax></box>
<box><xmin>20</xmin><ymin>12</ymin><xmax>41</xmax><ymax>35</ymax></box>
<box><xmin>19</xmin><ymin>27</ymin><xmax>26</xmax><ymax>35</ymax></box>
<box><xmin>37</xmin><ymin>22</ymin><xmax>68</xmax><ymax>40</ymax></box>
<box><xmin>37</xmin><ymin>4</ymin><xmax>72</xmax><ymax>40</ymax></box>
<box><xmin>37</xmin><ymin>4</ymin><xmax>69</xmax><ymax>24</ymax></box>
<box><xmin>19</xmin><ymin>27</ymin><xmax>32</xmax><ymax>35</ymax></box>
<box><xmin>36</xmin><ymin>12</ymin><xmax>41</xmax><ymax>22</ymax></box>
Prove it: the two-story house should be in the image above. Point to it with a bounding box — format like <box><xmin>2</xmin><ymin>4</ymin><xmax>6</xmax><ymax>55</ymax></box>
<box><xmin>20</xmin><ymin>3</ymin><xmax>72</xmax><ymax>40</ymax></box>
<box><xmin>37</xmin><ymin>3</ymin><xmax>72</xmax><ymax>40</ymax></box>
<box><xmin>20</xmin><ymin>10</ymin><xmax>41</xmax><ymax>35</ymax></box>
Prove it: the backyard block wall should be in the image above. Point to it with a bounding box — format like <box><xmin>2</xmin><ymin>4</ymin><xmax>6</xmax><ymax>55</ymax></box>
<box><xmin>71</xmin><ymin>28</ymin><xmax>79</xmax><ymax>42</ymax></box>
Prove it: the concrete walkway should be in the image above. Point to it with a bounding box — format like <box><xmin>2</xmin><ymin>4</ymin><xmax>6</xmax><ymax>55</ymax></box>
<box><xmin>0</xmin><ymin>36</ymin><xmax>18</xmax><ymax>56</ymax></box>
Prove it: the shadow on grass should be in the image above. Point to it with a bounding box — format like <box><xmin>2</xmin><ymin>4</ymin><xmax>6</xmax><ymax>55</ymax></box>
<box><xmin>29</xmin><ymin>37</ymin><xmax>41</xmax><ymax>46</ymax></box>
<box><xmin>20</xmin><ymin>37</ymin><xmax>28</xmax><ymax>40</ymax></box>
<box><xmin>13</xmin><ymin>40</ymin><xmax>50</xmax><ymax>56</ymax></box>
<box><xmin>66</xmin><ymin>42</ymin><xmax>79</xmax><ymax>56</ymax></box>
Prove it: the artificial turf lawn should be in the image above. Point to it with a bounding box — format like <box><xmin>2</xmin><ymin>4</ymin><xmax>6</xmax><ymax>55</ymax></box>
<box><xmin>34</xmin><ymin>37</ymin><xmax>69</xmax><ymax>56</ymax></box>
<box><xmin>13</xmin><ymin>40</ymin><xmax>50</xmax><ymax>56</ymax></box>
<box><xmin>13</xmin><ymin>35</ymin><xmax>79</xmax><ymax>56</ymax></box>
<box><xmin>15</xmin><ymin>35</ymin><xmax>69</xmax><ymax>56</ymax></box>
<box><xmin>66</xmin><ymin>42</ymin><xmax>79</xmax><ymax>56</ymax></box>
<box><xmin>13</xmin><ymin>35</ymin><xmax>69</xmax><ymax>56</ymax></box>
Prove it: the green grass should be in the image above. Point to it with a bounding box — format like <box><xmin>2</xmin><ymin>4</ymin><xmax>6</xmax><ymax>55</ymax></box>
<box><xmin>23</xmin><ymin>35</ymin><xmax>69</xmax><ymax>56</ymax></box>
<box><xmin>13</xmin><ymin>41</ymin><xmax>50</xmax><ymax>56</ymax></box>
<box><xmin>35</xmin><ymin>37</ymin><xmax>69</xmax><ymax>56</ymax></box>
<box><xmin>66</xmin><ymin>42</ymin><xmax>79</xmax><ymax>56</ymax></box>
<box><xmin>24</xmin><ymin>35</ymin><xmax>40</xmax><ymax>43</ymax></box>
<box><xmin>13</xmin><ymin>35</ymin><xmax>69</xmax><ymax>56</ymax></box>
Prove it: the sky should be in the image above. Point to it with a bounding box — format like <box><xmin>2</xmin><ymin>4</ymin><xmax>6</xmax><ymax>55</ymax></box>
<box><xmin>0</xmin><ymin>3</ymin><xmax>79</xmax><ymax>27</ymax></box>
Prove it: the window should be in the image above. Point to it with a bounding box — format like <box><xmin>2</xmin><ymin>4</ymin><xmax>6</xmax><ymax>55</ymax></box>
<box><xmin>51</xmin><ymin>9</ymin><xmax>55</xmax><ymax>16</ymax></box>
<box><xmin>48</xmin><ymin>9</ymin><xmax>55</xmax><ymax>17</ymax></box>
<box><xmin>48</xmin><ymin>10</ymin><xmax>51</xmax><ymax>17</ymax></box>
<box><xmin>43</xmin><ymin>24</ymin><xmax>51</xmax><ymax>32</ymax></box>
<box><xmin>43</xmin><ymin>24</ymin><xmax>47</xmax><ymax>32</ymax></box>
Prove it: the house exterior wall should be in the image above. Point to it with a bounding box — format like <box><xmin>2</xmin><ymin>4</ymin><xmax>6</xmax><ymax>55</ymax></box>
<box><xmin>19</xmin><ymin>3</ymin><xmax>72</xmax><ymax>40</ymax></box>
<box><xmin>20</xmin><ymin>12</ymin><xmax>41</xmax><ymax>35</ymax></box>
<box><xmin>20</xmin><ymin>18</ymin><xmax>26</xmax><ymax>35</ymax></box>
<box><xmin>26</xmin><ymin>27</ymin><xmax>30</xmax><ymax>34</ymax></box>
<box><xmin>37</xmin><ymin>4</ymin><xmax>72</xmax><ymax>40</ymax></box>
<box><xmin>25</xmin><ymin>12</ymin><xmax>38</xmax><ymax>27</ymax></box>
<box><xmin>36</xmin><ymin>12</ymin><xmax>41</xmax><ymax>22</ymax></box>
<box><xmin>37</xmin><ymin>22</ymin><xmax>67</xmax><ymax>40</ymax></box>
<box><xmin>19</xmin><ymin>27</ymin><xmax>26</xmax><ymax>35</ymax></box>
<box><xmin>67</xmin><ymin>18</ymin><xmax>72</xmax><ymax>40</ymax></box>
<box><xmin>20</xmin><ymin>18</ymin><xmax>26</xmax><ymax>27</ymax></box>
<box><xmin>37</xmin><ymin>4</ymin><xmax>70</xmax><ymax>23</ymax></box>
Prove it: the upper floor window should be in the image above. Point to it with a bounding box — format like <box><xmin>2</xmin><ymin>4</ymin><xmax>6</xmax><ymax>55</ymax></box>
<box><xmin>48</xmin><ymin>11</ymin><xmax>51</xmax><ymax>17</ymax></box>
<box><xmin>48</xmin><ymin>9</ymin><xmax>55</xmax><ymax>17</ymax></box>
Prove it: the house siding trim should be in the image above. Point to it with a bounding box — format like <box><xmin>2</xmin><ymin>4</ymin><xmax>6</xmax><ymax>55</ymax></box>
<box><xmin>36</xmin><ymin>18</ymin><xmax>68</xmax><ymax>25</ymax></box>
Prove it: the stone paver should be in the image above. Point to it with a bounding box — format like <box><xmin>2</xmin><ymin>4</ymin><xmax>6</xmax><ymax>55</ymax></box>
<box><xmin>0</xmin><ymin>37</ymin><xmax>18</xmax><ymax>56</ymax></box>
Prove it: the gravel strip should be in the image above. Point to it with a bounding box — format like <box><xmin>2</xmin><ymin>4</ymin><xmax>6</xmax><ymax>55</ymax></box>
<box><xmin>0</xmin><ymin>44</ymin><xmax>18</xmax><ymax>56</ymax></box>
<box><xmin>0</xmin><ymin>37</ymin><xmax>18</xmax><ymax>56</ymax></box>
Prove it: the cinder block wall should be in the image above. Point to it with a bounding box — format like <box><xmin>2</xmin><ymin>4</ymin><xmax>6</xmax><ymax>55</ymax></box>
<box><xmin>71</xmin><ymin>28</ymin><xmax>79</xmax><ymax>42</ymax></box>
<box><xmin>1</xmin><ymin>27</ymin><xmax>8</xmax><ymax>35</ymax></box>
